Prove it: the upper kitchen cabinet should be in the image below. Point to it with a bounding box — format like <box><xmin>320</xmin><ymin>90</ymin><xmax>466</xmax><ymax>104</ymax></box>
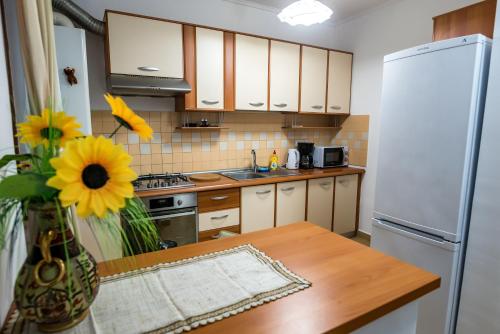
<box><xmin>235</xmin><ymin>34</ymin><xmax>269</xmax><ymax>111</ymax></box>
<box><xmin>269</xmin><ymin>41</ymin><xmax>300</xmax><ymax>112</ymax></box>
<box><xmin>106</xmin><ymin>11</ymin><xmax>183</xmax><ymax>78</ymax></box>
<box><xmin>196</xmin><ymin>27</ymin><xmax>224</xmax><ymax>110</ymax></box>
<box><xmin>327</xmin><ymin>51</ymin><xmax>352</xmax><ymax>114</ymax></box>
<box><xmin>300</xmin><ymin>46</ymin><xmax>328</xmax><ymax>113</ymax></box>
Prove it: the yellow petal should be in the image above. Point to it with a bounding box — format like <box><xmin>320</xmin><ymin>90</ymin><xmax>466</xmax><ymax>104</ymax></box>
<box><xmin>46</xmin><ymin>176</ymin><xmax>67</xmax><ymax>190</ymax></box>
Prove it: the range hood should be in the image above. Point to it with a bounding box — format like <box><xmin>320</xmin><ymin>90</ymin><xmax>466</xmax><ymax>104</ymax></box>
<box><xmin>107</xmin><ymin>74</ymin><xmax>191</xmax><ymax>97</ymax></box>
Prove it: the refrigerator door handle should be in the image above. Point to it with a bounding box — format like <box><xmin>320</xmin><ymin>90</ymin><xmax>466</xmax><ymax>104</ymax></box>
<box><xmin>372</xmin><ymin>219</ymin><xmax>459</xmax><ymax>251</ymax></box>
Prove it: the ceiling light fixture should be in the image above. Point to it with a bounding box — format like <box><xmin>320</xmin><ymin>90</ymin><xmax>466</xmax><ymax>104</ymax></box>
<box><xmin>277</xmin><ymin>0</ymin><xmax>333</xmax><ymax>26</ymax></box>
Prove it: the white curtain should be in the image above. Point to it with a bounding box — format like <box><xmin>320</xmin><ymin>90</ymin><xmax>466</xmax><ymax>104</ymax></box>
<box><xmin>16</xmin><ymin>0</ymin><xmax>61</xmax><ymax>115</ymax></box>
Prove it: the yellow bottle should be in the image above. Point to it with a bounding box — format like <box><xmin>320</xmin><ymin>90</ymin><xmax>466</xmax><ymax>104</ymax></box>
<box><xmin>270</xmin><ymin>150</ymin><xmax>279</xmax><ymax>171</ymax></box>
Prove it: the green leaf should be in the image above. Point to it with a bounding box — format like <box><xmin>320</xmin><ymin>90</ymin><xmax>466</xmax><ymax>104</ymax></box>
<box><xmin>0</xmin><ymin>173</ymin><xmax>57</xmax><ymax>201</ymax></box>
<box><xmin>0</xmin><ymin>154</ymin><xmax>39</xmax><ymax>169</ymax></box>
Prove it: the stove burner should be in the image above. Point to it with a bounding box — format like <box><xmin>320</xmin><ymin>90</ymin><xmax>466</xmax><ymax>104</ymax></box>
<box><xmin>133</xmin><ymin>173</ymin><xmax>195</xmax><ymax>191</ymax></box>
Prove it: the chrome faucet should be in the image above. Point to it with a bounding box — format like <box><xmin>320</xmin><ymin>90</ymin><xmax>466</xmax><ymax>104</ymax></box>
<box><xmin>251</xmin><ymin>149</ymin><xmax>257</xmax><ymax>172</ymax></box>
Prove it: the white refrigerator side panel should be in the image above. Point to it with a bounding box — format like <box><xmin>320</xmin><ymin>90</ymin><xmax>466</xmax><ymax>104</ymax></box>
<box><xmin>55</xmin><ymin>26</ymin><xmax>92</xmax><ymax>135</ymax></box>
<box><xmin>372</xmin><ymin>220</ymin><xmax>461</xmax><ymax>334</ymax></box>
<box><xmin>374</xmin><ymin>42</ymin><xmax>488</xmax><ymax>241</ymax></box>
<box><xmin>457</xmin><ymin>37</ymin><xmax>500</xmax><ymax>333</ymax></box>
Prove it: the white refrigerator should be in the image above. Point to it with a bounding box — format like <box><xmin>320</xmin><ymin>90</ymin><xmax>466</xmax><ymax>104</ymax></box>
<box><xmin>455</xmin><ymin>18</ymin><xmax>500</xmax><ymax>334</ymax></box>
<box><xmin>371</xmin><ymin>34</ymin><xmax>491</xmax><ymax>334</ymax></box>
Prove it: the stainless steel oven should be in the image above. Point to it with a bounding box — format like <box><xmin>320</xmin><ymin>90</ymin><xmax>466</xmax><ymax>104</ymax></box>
<box><xmin>126</xmin><ymin>193</ymin><xmax>198</xmax><ymax>254</ymax></box>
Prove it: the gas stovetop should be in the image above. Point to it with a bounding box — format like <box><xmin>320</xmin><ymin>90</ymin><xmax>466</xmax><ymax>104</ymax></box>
<box><xmin>133</xmin><ymin>173</ymin><xmax>195</xmax><ymax>191</ymax></box>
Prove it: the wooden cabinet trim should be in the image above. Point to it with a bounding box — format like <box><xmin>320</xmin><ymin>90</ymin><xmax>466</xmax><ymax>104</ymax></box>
<box><xmin>183</xmin><ymin>25</ymin><xmax>196</xmax><ymax>110</ymax></box>
<box><xmin>198</xmin><ymin>188</ymin><xmax>240</xmax><ymax>213</ymax></box>
<box><xmin>223</xmin><ymin>32</ymin><xmax>235</xmax><ymax>111</ymax></box>
<box><xmin>105</xmin><ymin>9</ymin><xmax>353</xmax><ymax>56</ymax></box>
<box><xmin>298</xmin><ymin>45</ymin><xmax>303</xmax><ymax>113</ymax></box>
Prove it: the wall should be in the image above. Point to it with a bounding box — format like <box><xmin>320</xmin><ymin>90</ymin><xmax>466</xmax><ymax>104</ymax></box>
<box><xmin>328</xmin><ymin>0</ymin><xmax>481</xmax><ymax>233</ymax></box>
<box><xmin>0</xmin><ymin>9</ymin><xmax>26</xmax><ymax>326</ymax></box>
<box><xmin>91</xmin><ymin>111</ymin><xmax>369</xmax><ymax>174</ymax></box>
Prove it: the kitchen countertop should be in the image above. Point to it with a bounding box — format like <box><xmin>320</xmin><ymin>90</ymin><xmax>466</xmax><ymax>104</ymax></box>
<box><xmin>136</xmin><ymin>167</ymin><xmax>364</xmax><ymax>198</ymax></box>
<box><xmin>98</xmin><ymin>223</ymin><xmax>440</xmax><ymax>333</ymax></box>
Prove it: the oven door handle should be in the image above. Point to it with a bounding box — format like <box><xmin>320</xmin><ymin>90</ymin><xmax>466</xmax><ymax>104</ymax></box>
<box><xmin>152</xmin><ymin>210</ymin><xmax>196</xmax><ymax>220</ymax></box>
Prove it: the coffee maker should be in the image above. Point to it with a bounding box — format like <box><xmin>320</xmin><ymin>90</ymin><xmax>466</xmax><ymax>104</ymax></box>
<box><xmin>297</xmin><ymin>142</ymin><xmax>315</xmax><ymax>169</ymax></box>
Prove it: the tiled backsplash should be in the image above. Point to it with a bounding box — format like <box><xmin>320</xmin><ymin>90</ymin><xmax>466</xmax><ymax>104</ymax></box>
<box><xmin>91</xmin><ymin>111</ymin><xmax>369</xmax><ymax>174</ymax></box>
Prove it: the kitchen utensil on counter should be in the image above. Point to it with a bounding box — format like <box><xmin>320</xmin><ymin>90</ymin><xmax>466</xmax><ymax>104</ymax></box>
<box><xmin>189</xmin><ymin>174</ymin><xmax>221</xmax><ymax>182</ymax></box>
<box><xmin>286</xmin><ymin>149</ymin><xmax>300</xmax><ymax>170</ymax></box>
<box><xmin>297</xmin><ymin>142</ymin><xmax>315</xmax><ymax>169</ymax></box>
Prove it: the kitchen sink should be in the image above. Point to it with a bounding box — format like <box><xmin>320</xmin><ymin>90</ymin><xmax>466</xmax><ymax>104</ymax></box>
<box><xmin>220</xmin><ymin>169</ymin><xmax>302</xmax><ymax>181</ymax></box>
<box><xmin>220</xmin><ymin>172</ymin><xmax>267</xmax><ymax>180</ymax></box>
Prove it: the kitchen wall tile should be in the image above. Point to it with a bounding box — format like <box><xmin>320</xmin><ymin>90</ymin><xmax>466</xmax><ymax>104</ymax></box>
<box><xmin>182</xmin><ymin>143</ymin><xmax>192</xmax><ymax>153</ymax></box>
<box><xmin>152</xmin><ymin>133</ymin><xmax>161</xmax><ymax>144</ymax></box>
<box><xmin>162</xmin><ymin>143</ymin><xmax>172</xmax><ymax>154</ymax></box>
<box><xmin>191</xmin><ymin>132</ymin><xmax>201</xmax><ymax>142</ymax></box>
<box><xmin>172</xmin><ymin>132</ymin><xmax>182</xmax><ymax>143</ymax></box>
<box><xmin>236</xmin><ymin>141</ymin><xmax>244</xmax><ymax>151</ymax></box>
<box><xmin>128</xmin><ymin>133</ymin><xmax>139</xmax><ymax>144</ymax></box>
<box><xmin>202</xmin><ymin>142</ymin><xmax>211</xmax><ymax>152</ymax></box>
<box><xmin>228</xmin><ymin>132</ymin><xmax>236</xmax><ymax>141</ymax></box>
<box><xmin>251</xmin><ymin>141</ymin><xmax>260</xmax><ymax>150</ymax></box>
<box><xmin>140</xmin><ymin>144</ymin><xmax>151</xmax><ymax>154</ymax></box>
<box><xmin>219</xmin><ymin>141</ymin><xmax>228</xmax><ymax>151</ymax></box>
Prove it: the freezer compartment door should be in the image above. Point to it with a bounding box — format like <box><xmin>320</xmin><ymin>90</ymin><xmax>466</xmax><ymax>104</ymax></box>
<box><xmin>372</xmin><ymin>219</ymin><xmax>461</xmax><ymax>334</ymax></box>
<box><xmin>374</xmin><ymin>41</ymin><xmax>489</xmax><ymax>242</ymax></box>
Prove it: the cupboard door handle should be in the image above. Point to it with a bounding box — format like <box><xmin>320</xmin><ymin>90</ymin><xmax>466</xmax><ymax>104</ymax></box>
<box><xmin>320</xmin><ymin>182</ymin><xmax>332</xmax><ymax>187</ymax></box>
<box><xmin>249</xmin><ymin>102</ymin><xmax>264</xmax><ymax>107</ymax></box>
<box><xmin>311</xmin><ymin>105</ymin><xmax>323</xmax><ymax>110</ymax></box>
<box><xmin>256</xmin><ymin>190</ymin><xmax>271</xmax><ymax>195</ymax></box>
<box><xmin>273</xmin><ymin>103</ymin><xmax>287</xmax><ymax>108</ymax></box>
<box><xmin>211</xmin><ymin>214</ymin><xmax>229</xmax><ymax>220</ymax></box>
<box><xmin>201</xmin><ymin>100</ymin><xmax>220</xmax><ymax>105</ymax></box>
<box><xmin>281</xmin><ymin>187</ymin><xmax>295</xmax><ymax>192</ymax></box>
<box><xmin>211</xmin><ymin>196</ymin><xmax>229</xmax><ymax>201</ymax></box>
<box><xmin>330</xmin><ymin>105</ymin><xmax>342</xmax><ymax>110</ymax></box>
<box><xmin>137</xmin><ymin>66</ymin><xmax>160</xmax><ymax>72</ymax></box>
<box><xmin>338</xmin><ymin>180</ymin><xmax>348</xmax><ymax>185</ymax></box>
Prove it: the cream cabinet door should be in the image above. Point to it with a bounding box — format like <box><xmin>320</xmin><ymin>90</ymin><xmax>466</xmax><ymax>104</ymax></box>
<box><xmin>235</xmin><ymin>34</ymin><xmax>269</xmax><ymax>111</ymax></box>
<box><xmin>300</xmin><ymin>46</ymin><xmax>328</xmax><ymax>113</ymax></box>
<box><xmin>241</xmin><ymin>184</ymin><xmax>275</xmax><ymax>233</ymax></box>
<box><xmin>269</xmin><ymin>40</ymin><xmax>300</xmax><ymax>112</ymax></box>
<box><xmin>107</xmin><ymin>12</ymin><xmax>183</xmax><ymax>78</ymax></box>
<box><xmin>307</xmin><ymin>177</ymin><xmax>334</xmax><ymax>231</ymax></box>
<box><xmin>333</xmin><ymin>175</ymin><xmax>359</xmax><ymax>235</ymax></box>
<box><xmin>196</xmin><ymin>27</ymin><xmax>224</xmax><ymax>110</ymax></box>
<box><xmin>276</xmin><ymin>181</ymin><xmax>307</xmax><ymax>227</ymax></box>
<box><xmin>327</xmin><ymin>51</ymin><xmax>352</xmax><ymax>114</ymax></box>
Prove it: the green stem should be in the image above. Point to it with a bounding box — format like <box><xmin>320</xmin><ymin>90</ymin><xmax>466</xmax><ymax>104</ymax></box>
<box><xmin>108</xmin><ymin>124</ymin><xmax>122</xmax><ymax>138</ymax></box>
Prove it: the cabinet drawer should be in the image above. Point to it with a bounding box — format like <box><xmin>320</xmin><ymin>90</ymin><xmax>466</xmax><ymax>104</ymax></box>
<box><xmin>198</xmin><ymin>188</ymin><xmax>240</xmax><ymax>213</ymax></box>
<box><xmin>198</xmin><ymin>225</ymin><xmax>240</xmax><ymax>242</ymax></box>
<box><xmin>199</xmin><ymin>208</ymin><xmax>240</xmax><ymax>232</ymax></box>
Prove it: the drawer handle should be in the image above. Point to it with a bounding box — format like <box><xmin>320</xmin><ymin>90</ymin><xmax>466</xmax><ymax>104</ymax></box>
<box><xmin>330</xmin><ymin>105</ymin><xmax>342</xmax><ymax>110</ymax></box>
<box><xmin>211</xmin><ymin>214</ymin><xmax>229</xmax><ymax>220</ymax></box>
<box><xmin>319</xmin><ymin>182</ymin><xmax>332</xmax><ymax>187</ymax></box>
<box><xmin>273</xmin><ymin>103</ymin><xmax>287</xmax><ymax>108</ymax></box>
<box><xmin>281</xmin><ymin>187</ymin><xmax>295</xmax><ymax>192</ymax></box>
<box><xmin>137</xmin><ymin>66</ymin><xmax>160</xmax><ymax>72</ymax></box>
<box><xmin>338</xmin><ymin>180</ymin><xmax>348</xmax><ymax>185</ymax></box>
<box><xmin>201</xmin><ymin>100</ymin><xmax>220</xmax><ymax>105</ymax></box>
<box><xmin>256</xmin><ymin>190</ymin><xmax>271</xmax><ymax>195</ymax></box>
<box><xmin>249</xmin><ymin>102</ymin><xmax>264</xmax><ymax>107</ymax></box>
<box><xmin>211</xmin><ymin>196</ymin><xmax>229</xmax><ymax>201</ymax></box>
<box><xmin>311</xmin><ymin>105</ymin><xmax>323</xmax><ymax>110</ymax></box>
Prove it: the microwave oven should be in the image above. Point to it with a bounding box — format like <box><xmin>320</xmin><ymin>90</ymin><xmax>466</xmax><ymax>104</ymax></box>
<box><xmin>313</xmin><ymin>146</ymin><xmax>349</xmax><ymax>168</ymax></box>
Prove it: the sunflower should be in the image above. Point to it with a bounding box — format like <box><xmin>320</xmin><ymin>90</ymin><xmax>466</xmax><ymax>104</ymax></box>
<box><xmin>17</xmin><ymin>109</ymin><xmax>83</xmax><ymax>148</ymax></box>
<box><xmin>104</xmin><ymin>93</ymin><xmax>153</xmax><ymax>141</ymax></box>
<box><xmin>47</xmin><ymin>136</ymin><xmax>137</xmax><ymax>218</ymax></box>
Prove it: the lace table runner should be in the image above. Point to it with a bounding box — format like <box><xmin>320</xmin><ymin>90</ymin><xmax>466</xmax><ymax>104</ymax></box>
<box><xmin>4</xmin><ymin>244</ymin><xmax>311</xmax><ymax>334</ymax></box>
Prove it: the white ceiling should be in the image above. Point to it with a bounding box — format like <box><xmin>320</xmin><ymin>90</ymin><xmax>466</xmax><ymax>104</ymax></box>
<box><xmin>231</xmin><ymin>0</ymin><xmax>395</xmax><ymax>24</ymax></box>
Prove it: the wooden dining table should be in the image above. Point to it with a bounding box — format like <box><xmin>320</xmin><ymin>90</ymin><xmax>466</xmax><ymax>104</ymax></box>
<box><xmin>98</xmin><ymin>222</ymin><xmax>440</xmax><ymax>334</ymax></box>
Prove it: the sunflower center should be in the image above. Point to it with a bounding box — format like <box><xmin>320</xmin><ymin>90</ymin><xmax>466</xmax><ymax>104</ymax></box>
<box><xmin>40</xmin><ymin>127</ymin><xmax>63</xmax><ymax>140</ymax></box>
<box><xmin>82</xmin><ymin>164</ymin><xmax>109</xmax><ymax>189</ymax></box>
<box><xmin>113</xmin><ymin>115</ymin><xmax>133</xmax><ymax>130</ymax></box>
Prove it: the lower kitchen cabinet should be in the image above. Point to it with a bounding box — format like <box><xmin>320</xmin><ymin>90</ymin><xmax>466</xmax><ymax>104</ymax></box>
<box><xmin>241</xmin><ymin>184</ymin><xmax>275</xmax><ymax>233</ymax></box>
<box><xmin>333</xmin><ymin>174</ymin><xmax>359</xmax><ymax>236</ymax></box>
<box><xmin>276</xmin><ymin>181</ymin><xmax>307</xmax><ymax>227</ymax></box>
<box><xmin>307</xmin><ymin>177</ymin><xmax>334</xmax><ymax>231</ymax></box>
